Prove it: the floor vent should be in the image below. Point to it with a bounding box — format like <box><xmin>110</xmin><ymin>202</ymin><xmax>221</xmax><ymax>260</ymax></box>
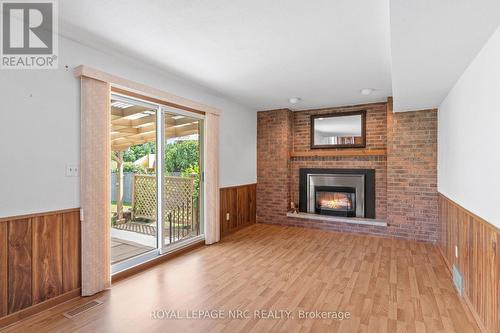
<box><xmin>452</xmin><ymin>264</ymin><xmax>464</xmax><ymax>296</ymax></box>
<box><xmin>63</xmin><ymin>300</ymin><xmax>103</xmax><ymax>319</ymax></box>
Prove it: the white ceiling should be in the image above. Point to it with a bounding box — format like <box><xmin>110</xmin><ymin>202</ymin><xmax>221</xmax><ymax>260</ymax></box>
<box><xmin>59</xmin><ymin>1</ymin><xmax>500</xmax><ymax>112</ymax></box>
<box><xmin>59</xmin><ymin>0</ymin><xmax>392</xmax><ymax>110</ymax></box>
<box><xmin>390</xmin><ymin>0</ymin><xmax>500</xmax><ymax>112</ymax></box>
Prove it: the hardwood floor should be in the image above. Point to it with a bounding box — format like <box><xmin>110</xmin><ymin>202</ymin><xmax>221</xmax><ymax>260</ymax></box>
<box><xmin>2</xmin><ymin>224</ymin><xmax>478</xmax><ymax>333</ymax></box>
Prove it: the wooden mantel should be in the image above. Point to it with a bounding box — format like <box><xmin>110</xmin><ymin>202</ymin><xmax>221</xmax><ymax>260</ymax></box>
<box><xmin>289</xmin><ymin>149</ymin><xmax>386</xmax><ymax>158</ymax></box>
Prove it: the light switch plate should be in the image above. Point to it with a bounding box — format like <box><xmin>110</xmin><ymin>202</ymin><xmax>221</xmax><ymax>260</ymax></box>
<box><xmin>66</xmin><ymin>164</ymin><xmax>79</xmax><ymax>177</ymax></box>
<box><xmin>226</xmin><ymin>213</ymin><xmax>230</xmax><ymax>221</ymax></box>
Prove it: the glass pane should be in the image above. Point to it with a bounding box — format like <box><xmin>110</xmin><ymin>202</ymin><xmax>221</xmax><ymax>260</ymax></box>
<box><xmin>110</xmin><ymin>95</ymin><xmax>158</xmax><ymax>265</ymax></box>
<box><xmin>163</xmin><ymin>109</ymin><xmax>203</xmax><ymax>247</ymax></box>
<box><xmin>313</xmin><ymin>114</ymin><xmax>363</xmax><ymax>146</ymax></box>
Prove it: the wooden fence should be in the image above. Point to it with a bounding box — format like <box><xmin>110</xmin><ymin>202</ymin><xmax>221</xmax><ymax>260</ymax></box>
<box><xmin>131</xmin><ymin>174</ymin><xmax>198</xmax><ymax>238</ymax></box>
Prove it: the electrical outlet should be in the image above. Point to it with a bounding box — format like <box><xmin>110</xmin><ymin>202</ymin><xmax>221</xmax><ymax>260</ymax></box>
<box><xmin>66</xmin><ymin>164</ymin><xmax>79</xmax><ymax>177</ymax></box>
<box><xmin>455</xmin><ymin>245</ymin><xmax>458</xmax><ymax>258</ymax></box>
<box><xmin>226</xmin><ymin>213</ymin><xmax>230</xmax><ymax>221</ymax></box>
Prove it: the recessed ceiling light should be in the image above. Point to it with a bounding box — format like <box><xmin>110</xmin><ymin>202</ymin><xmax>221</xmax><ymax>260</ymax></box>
<box><xmin>289</xmin><ymin>97</ymin><xmax>301</xmax><ymax>104</ymax></box>
<box><xmin>360</xmin><ymin>88</ymin><xmax>374</xmax><ymax>95</ymax></box>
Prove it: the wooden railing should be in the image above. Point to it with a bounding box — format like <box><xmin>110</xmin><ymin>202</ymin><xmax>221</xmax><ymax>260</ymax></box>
<box><xmin>166</xmin><ymin>198</ymin><xmax>200</xmax><ymax>244</ymax></box>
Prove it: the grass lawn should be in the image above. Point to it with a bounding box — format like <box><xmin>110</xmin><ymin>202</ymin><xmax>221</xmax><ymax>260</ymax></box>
<box><xmin>111</xmin><ymin>201</ymin><xmax>131</xmax><ymax>213</ymax></box>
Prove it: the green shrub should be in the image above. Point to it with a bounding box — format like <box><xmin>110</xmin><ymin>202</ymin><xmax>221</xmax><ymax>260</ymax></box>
<box><xmin>165</xmin><ymin>140</ymin><xmax>199</xmax><ymax>173</ymax></box>
<box><xmin>123</xmin><ymin>142</ymin><xmax>156</xmax><ymax>162</ymax></box>
<box><xmin>112</xmin><ymin>162</ymin><xmax>147</xmax><ymax>174</ymax></box>
<box><xmin>182</xmin><ymin>164</ymin><xmax>200</xmax><ymax>200</ymax></box>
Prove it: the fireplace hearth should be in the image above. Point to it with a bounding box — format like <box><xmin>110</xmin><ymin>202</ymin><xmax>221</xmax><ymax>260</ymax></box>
<box><xmin>299</xmin><ymin>168</ymin><xmax>375</xmax><ymax>218</ymax></box>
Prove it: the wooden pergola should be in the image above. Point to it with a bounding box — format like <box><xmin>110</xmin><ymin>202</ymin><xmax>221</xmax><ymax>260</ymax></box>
<box><xmin>110</xmin><ymin>99</ymin><xmax>200</xmax><ymax>222</ymax></box>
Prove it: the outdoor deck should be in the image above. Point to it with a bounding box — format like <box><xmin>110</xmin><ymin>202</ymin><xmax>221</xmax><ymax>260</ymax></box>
<box><xmin>111</xmin><ymin>238</ymin><xmax>154</xmax><ymax>264</ymax></box>
<box><xmin>111</xmin><ymin>221</ymin><xmax>200</xmax><ymax>264</ymax></box>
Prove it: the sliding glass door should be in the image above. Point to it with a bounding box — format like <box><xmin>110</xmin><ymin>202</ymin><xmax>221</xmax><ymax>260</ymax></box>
<box><xmin>162</xmin><ymin>108</ymin><xmax>204</xmax><ymax>250</ymax></box>
<box><xmin>110</xmin><ymin>95</ymin><xmax>159</xmax><ymax>269</ymax></box>
<box><xmin>110</xmin><ymin>93</ymin><xmax>204</xmax><ymax>273</ymax></box>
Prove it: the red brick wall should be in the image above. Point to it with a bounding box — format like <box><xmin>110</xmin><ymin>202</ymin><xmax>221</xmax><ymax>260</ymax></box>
<box><xmin>289</xmin><ymin>156</ymin><xmax>387</xmax><ymax>218</ymax></box>
<box><xmin>293</xmin><ymin>103</ymin><xmax>387</xmax><ymax>152</ymax></box>
<box><xmin>256</xmin><ymin>99</ymin><xmax>439</xmax><ymax>242</ymax></box>
<box><xmin>386</xmin><ymin>101</ymin><xmax>438</xmax><ymax>241</ymax></box>
<box><xmin>290</xmin><ymin>103</ymin><xmax>388</xmax><ymax>219</ymax></box>
<box><xmin>256</xmin><ymin>109</ymin><xmax>293</xmax><ymax>225</ymax></box>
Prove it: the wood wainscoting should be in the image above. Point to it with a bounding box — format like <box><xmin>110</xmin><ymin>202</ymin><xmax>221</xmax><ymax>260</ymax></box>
<box><xmin>438</xmin><ymin>193</ymin><xmax>500</xmax><ymax>333</ymax></box>
<box><xmin>0</xmin><ymin>208</ymin><xmax>81</xmax><ymax>328</ymax></box>
<box><xmin>220</xmin><ymin>184</ymin><xmax>256</xmax><ymax>237</ymax></box>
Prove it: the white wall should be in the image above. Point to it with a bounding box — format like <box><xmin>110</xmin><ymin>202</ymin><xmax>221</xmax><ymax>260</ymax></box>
<box><xmin>438</xmin><ymin>26</ymin><xmax>500</xmax><ymax>227</ymax></box>
<box><xmin>0</xmin><ymin>36</ymin><xmax>256</xmax><ymax>218</ymax></box>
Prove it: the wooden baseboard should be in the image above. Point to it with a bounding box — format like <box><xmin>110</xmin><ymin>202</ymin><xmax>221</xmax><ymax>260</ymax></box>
<box><xmin>0</xmin><ymin>289</ymin><xmax>81</xmax><ymax>329</ymax></box>
<box><xmin>111</xmin><ymin>239</ymin><xmax>205</xmax><ymax>283</ymax></box>
<box><xmin>436</xmin><ymin>245</ymin><xmax>452</xmax><ymax>273</ymax></box>
<box><xmin>464</xmin><ymin>294</ymin><xmax>488</xmax><ymax>333</ymax></box>
<box><xmin>221</xmin><ymin>221</ymin><xmax>255</xmax><ymax>238</ymax></box>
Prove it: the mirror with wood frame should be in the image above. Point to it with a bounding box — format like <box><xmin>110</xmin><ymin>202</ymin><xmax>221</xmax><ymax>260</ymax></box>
<box><xmin>310</xmin><ymin>110</ymin><xmax>366</xmax><ymax>148</ymax></box>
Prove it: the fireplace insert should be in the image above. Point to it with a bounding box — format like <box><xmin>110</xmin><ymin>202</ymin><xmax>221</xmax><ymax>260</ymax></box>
<box><xmin>299</xmin><ymin>168</ymin><xmax>375</xmax><ymax>218</ymax></box>
<box><xmin>315</xmin><ymin>186</ymin><xmax>356</xmax><ymax>217</ymax></box>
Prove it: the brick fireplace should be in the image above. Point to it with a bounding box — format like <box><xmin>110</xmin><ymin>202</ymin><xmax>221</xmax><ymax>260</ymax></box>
<box><xmin>256</xmin><ymin>98</ymin><xmax>438</xmax><ymax>242</ymax></box>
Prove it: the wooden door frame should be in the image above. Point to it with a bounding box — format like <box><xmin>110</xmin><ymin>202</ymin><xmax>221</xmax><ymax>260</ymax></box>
<box><xmin>75</xmin><ymin>65</ymin><xmax>220</xmax><ymax>295</ymax></box>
